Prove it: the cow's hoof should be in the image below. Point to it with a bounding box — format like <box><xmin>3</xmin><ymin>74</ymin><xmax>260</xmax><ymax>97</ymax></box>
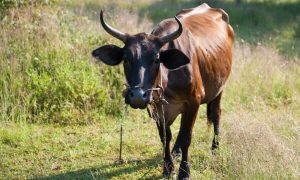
<box><xmin>163</xmin><ymin>161</ymin><xmax>175</xmax><ymax>179</ymax></box>
<box><xmin>172</xmin><ymin>148</ymin><xmax>181</xmax><ymax>159</ymax></box>
<box><xmin>178</xmin><ymin>162</ymin><xmax>190</xmax><ymax>180</ymax></box>
<box><xmin>211</xmin><ymin>147</ymin><xmax>219</xmax><ymax>156</ymax></box>
<box><xmin>211</xmin><ymin>141</ymin><xmax>219</xmax><ymax>155</ymax></box>
<box><xmin>163</xmin><ymin>171</ymin><xmax>176</xmax><ymax>179</ymax></box>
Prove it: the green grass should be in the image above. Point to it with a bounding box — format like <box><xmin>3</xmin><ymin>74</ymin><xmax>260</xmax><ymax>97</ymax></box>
<box><xmin>0</xmin><ymin>0</ymin><xmax>300</xmax><ymax>179</ymax></box>
<box><xmin>1</xmin><ymin>107</ymin><xmax>299</xmax><ymax>179</ymax></box>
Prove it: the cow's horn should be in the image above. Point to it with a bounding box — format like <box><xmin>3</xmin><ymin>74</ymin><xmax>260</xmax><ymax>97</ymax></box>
<box><xmin>100</xmin><ymin>10</ymin><xmax>127</xmax><ymax>42</ymax></box>
<box><xmin>159</xmin><ymin>16</ymin><xmax>183</xmax><ymax>44</ymax></box>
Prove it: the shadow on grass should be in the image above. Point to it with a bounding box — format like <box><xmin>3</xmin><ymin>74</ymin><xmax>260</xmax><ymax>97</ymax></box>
<box><xmin>34</xmin><ymin>156</ymin><xmax>162</xmax><ymax>179</ymax></box>
<box><xmin>139</xmin><ymin>0</ymin><xmax>300</xmax><ymax>58</ymax></box>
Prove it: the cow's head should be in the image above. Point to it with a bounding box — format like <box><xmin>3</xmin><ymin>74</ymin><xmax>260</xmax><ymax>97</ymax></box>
<box><xmin>92</xmin><ymin>11</ymin><xmax>189</xmax><ymax>109</ymax></box>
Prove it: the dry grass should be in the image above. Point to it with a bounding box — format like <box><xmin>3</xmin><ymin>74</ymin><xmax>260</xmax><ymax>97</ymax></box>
<box><xmin>224</xmin><ymin>42</ymin><xmax>300</xmax><ymax>112</ymax></box>
<box><xmin>222</xmin><ymin>109</ymin><xmax>299</xmax><ymax>179</ymax></box>
<box><xmin>218</xmin><ymin>42</ymin><xmax>300</xmax><ymax>179</ymax></box>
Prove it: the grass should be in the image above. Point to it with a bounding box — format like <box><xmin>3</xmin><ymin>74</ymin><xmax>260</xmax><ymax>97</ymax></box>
<box><xmin>0</xmin><ymin>0</ymin><xmax>300</xmax><ymax>179</ymax></box>
<box><xmin>1</xmin><ymin>107</ymin><xmax>299</xmax><ymax>179</ymax></box>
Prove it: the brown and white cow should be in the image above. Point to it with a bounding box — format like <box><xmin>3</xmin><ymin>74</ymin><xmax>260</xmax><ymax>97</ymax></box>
<box><xmin>92</xmin><ymin>3</ymin><xmax>234</xmax><ymax>179</ymax></box>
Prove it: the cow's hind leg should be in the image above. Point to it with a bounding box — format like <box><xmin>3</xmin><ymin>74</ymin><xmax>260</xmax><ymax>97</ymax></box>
<box><xmin>207</xmin><ymin>92</ymin><xmax>222</xmax><ymax>151</ymax></box>
<box><xmin>177</xmin><ymin>104</ymin><xmax>199</xmax><ymax>180</ymax></box>
<box><xmin>156</xmin><ymin>123</ymin><xmax>175</xmax><ymax>178</ymax></box>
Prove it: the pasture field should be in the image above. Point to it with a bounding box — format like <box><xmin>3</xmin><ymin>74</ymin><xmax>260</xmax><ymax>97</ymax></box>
<box><xmin>0</xmin><ymin>0</ymin><xmax>299</xmax><ymax>179</ymax></box>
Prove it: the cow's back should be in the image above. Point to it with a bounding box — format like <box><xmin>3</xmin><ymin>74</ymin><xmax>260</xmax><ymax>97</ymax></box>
<box><xmin>177</xmin><ymin>3</ymin><xmax>234</xmax><ymax>57</ymax></box>
<box><xmin>152</xmin><ymin>3</ymin><xmax>234</xmax><ymax>104</ymax></box>
<box><xmin>179</xmin><ymin>4</ymin><xmax>234</xmax><ymax>103</ymax></box>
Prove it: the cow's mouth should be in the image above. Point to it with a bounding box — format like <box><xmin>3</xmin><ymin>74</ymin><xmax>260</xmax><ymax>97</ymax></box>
<box><xmin>128</xmin><ymin>101</ymin><xmax>148</xmax><ymax>109</ymax></box>
<box><xmin>125</xmin><ymin>97</ymin><xmax>150</xmax><ymax>109</ymax></box>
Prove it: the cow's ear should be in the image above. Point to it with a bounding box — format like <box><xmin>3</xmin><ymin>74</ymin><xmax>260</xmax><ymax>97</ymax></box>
<box><xmin>159</xmin><ymin>49</ymin><xmax>190</xmax><ymax>70</ymax></box>
<box><xmin>92</xmin><ymin>45</ymin><xmax>123</xmax><ymax>66</ymax></box>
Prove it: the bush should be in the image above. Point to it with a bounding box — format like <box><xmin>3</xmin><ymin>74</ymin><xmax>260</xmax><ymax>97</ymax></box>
<box><xmin>0</xmin><ymin>6</ymin><xmax>124</xmax><ymax>124</ymax></box>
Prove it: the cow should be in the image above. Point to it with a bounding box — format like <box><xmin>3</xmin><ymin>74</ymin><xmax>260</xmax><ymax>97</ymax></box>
<box><xmin>92</xmin><ymin>3</ymin><xmax>234</xmax><ymax>179</ymax></box>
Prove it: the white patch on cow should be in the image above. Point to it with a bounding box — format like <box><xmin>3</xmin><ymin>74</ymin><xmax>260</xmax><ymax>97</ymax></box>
<box><xmin>135</xmin><ymin>44</ymin><xmax>142</xmax><ymax>60</ymax></box>
<box><xmin>139</xmin><ymin>66</ymin><xmax>146</xmax><ymax>86</ymax></box>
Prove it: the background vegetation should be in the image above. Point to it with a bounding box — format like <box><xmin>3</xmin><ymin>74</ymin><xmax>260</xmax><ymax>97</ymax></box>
<box><xmin>0</xmin><ymin>0</ymin><xmax>299</xmax><ymax>179</ymax></box>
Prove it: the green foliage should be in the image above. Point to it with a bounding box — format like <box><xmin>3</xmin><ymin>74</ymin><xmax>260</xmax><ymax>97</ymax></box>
<box><xmin>25</xmin><ymin>54</ymin><xmax>107</xmax><ymax>124</ymax></box>
<box><xmin>0</xmin><ymin>6</ymin><xmax>124</xmax><ymax>124</ymax></box>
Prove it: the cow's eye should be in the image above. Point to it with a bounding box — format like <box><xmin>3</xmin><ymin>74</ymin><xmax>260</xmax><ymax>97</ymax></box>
<box><xmin>124</xmin><ymin>59</ymin><xmax>128</xmax><ymax>64</ymax></box>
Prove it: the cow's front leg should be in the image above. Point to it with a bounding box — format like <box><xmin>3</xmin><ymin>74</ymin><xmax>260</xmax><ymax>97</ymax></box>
<box><xmin>172</xmin><ymin>133</ymin><xmax>181</xmax><ymax>158</ymax></box>
<box><xmin>156</xmin><ymin>123</ymin><xmax>175</xmax><ymax>178</ymax></box>
<box><xmin>178</xmin><ymin>105</ymin><xmax>199</xmax><ymax>180</ymax></box>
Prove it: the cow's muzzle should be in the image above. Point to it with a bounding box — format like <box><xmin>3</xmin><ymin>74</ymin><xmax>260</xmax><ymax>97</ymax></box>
<box><xmin>124</xmin><ymin>87</ymin><xmax>151</xmax><ymax>109</ymax></box>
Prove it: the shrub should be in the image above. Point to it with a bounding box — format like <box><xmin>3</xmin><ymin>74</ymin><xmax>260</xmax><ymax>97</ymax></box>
<box><xmin>0</xmin><ymin>6</ymin><xmax>124</xmax><ymax>124</ymax></box>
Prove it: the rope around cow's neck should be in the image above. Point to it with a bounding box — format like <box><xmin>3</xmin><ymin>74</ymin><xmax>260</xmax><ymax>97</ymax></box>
<box><xmin>158</xmin><ymin>65</ymin><xmax>167</xmax><ymax>159</ymax></box>
<box><xmin>147</xmin><ymin>65</ymin><xmax>168</xmax><ymax>160</ymax></box>
<box><xmin>118</xmin><ymin>65</ymin><xmax>168</xmax><ymax>164</ymax></box>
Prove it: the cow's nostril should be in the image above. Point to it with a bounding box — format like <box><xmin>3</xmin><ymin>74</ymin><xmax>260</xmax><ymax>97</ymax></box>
<box><xmin>130</xmin><ymin>92</ymin><xmax>134</xmax><ymax>97</ymax></box>
<box><xmin>143</xmin><ymin>91</ymin><xmax>147</xmax><ymax>98</ymax></box>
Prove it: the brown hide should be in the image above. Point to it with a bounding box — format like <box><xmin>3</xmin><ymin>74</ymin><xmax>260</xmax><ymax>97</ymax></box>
<box><xmin>152</xmin><ymin>3</ymin><xmax>234</xmax><ymax>107</ymax></box>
